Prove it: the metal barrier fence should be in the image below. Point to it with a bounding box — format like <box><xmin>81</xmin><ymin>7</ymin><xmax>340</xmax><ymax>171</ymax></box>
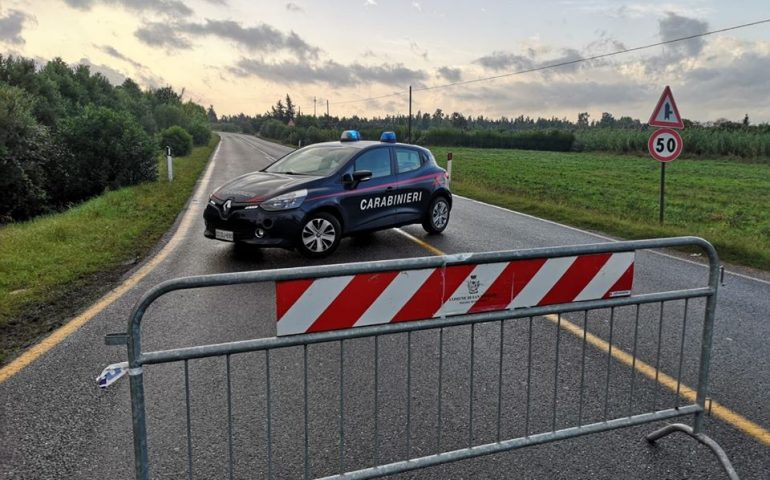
<box><xmin>108</xmin><ymin>236</ymin><xmax>738</xmax><ymax>479</ymax></box>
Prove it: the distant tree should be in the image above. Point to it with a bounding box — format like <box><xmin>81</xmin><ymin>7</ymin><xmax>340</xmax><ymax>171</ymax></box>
<box><xmin>207</xmin><ymin>105</ymin><xmax>218</xmax><ymax>123</ymax></box>
<box><xmin>120</xmin><ymin>78</ymin><xmax>142</xmax><ymax>98</ymax></box>
<box><xmin>598</xmin><ymin>112</ymin><xmax>616</xmax><ymax>128</ymax></box>
<box><xmin>743</xmin><ymin>114</ymin><xmax>749</xmax><ymax>127</ymax></box>
<box><xmin>450</xmin><ymin>112</ymin><xmax>467</xmax><ymax>129</ymax></box>
<box><xmin>285</xmin><ymin>94</ymin><xmax>296</xmax><ymax>122</ymax></box>
<box><xmin>714</xmin><ymin>118</ymin><xmax>741</xmax><ymax>129</ymax></box>
<box><xmin>577</xmin><ymin>112</ymin><xmax>590</xmax><ymax>128</ymax></box>
<box><xmin>420</xmin><ymin>112</ymin><xmax>431</xmax><ymax>129</ymax></box>
<box><xmin>152</xmin><ymin>86</ymin><xmax>181</xmax><ymax>105</ymax></box>
<box><xmin>432</xmin><ymin>108</ymin><xmax>444</xmax><ymax>125</ymax></box>
<box><xmin>270</xmin><ymin>99</ymin><xmax>286</xmax><ymax>122</ymax></box>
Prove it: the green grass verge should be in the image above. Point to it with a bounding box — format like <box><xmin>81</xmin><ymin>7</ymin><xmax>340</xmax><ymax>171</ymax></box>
<box><xmin>431</xmin><ymin>147</ymin><xmax>770</xmax><ymax>271</ymax></box>
<box><xmin>0</xmin><ymin>135</ymin><xmax>219</xmax><ymax>364</ymax></box>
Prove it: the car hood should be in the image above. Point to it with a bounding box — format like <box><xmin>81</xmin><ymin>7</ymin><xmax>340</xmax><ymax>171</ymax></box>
<box><xmin>212</xmin><ymin>171</ymin><xmax>316</xmax><ymax>203</ymax></box>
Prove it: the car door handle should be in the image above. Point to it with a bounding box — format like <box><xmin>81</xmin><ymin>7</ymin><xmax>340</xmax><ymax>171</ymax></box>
<box><xmin>386</xmin><ymin>186</ymin><xmax>395</xmax><ymax>191</ymax></box>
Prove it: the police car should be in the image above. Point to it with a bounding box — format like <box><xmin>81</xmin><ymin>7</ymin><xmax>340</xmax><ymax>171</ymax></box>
<box><xmin>204</xmin><ymin>131</ymin><xmax>452</xmax><ymax>257</ymax></box>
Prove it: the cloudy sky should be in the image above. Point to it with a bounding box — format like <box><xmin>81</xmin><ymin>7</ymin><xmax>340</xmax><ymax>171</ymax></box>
<box><xmin>1</xmin><ymin>0</ymin><xmax>769</xmax><ymax>122</ymax></box>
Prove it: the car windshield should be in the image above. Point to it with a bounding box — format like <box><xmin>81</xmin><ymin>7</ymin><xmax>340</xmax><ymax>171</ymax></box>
<box><xmin>265</xmin><ymin>145</ymin><xmax>358</xmax><ymax>176</ymax></box>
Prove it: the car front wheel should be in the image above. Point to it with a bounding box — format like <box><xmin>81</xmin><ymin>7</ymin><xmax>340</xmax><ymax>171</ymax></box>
<box><xmin>422</xmin><ymin>196</ymin><xmax>450</xmax><ymax>234</ymax></box>
<box><xmin>298</xmin><ymin>212</ymin><xmax>341</xmax><ymax>258</ymax></box>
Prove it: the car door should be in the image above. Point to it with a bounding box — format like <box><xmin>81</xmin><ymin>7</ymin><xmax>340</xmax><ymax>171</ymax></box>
<box><xmin>339</xmin><ymin>146</ymin><xmax>398</xmax><ymax>232</ymax></box>
<box><xmin>394</xmin><ymin>147</ymin><xmax>432</xmax><ymax>223</ymax></box>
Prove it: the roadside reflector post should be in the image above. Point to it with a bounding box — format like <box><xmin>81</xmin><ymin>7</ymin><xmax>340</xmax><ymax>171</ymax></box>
<box><xmin>166</xmin><ymin>146</ymin><xmax>173</xmax><ymax>182</ymax></box>
<box><xmin>447</xmin><ymin>152</ymin><xmax>453</xmax><ymax>187</ymax></box>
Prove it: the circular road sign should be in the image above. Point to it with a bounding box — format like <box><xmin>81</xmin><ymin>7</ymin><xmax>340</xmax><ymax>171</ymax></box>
<box><xmin>648</xmin><ymin>128</ymin><xmax>683</xmax><ymax>162</ymax></box>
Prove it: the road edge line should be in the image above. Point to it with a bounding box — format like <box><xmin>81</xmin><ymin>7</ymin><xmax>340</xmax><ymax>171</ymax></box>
<box><xmin>455</xmin><ymin>194</ymin><xmax>770</xmax><ymax>286</ymax></box>
<box><xmin>0</xmin><ymin>138</ymin><xmax>222</xmax><ymax>384</ymax></box>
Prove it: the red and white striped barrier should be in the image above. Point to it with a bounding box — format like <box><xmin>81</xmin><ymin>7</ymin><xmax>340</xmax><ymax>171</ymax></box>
<box><xmin>276</xmin><ymin>252</ymin><xmax>634</xmax><ymax>336</ymax></box>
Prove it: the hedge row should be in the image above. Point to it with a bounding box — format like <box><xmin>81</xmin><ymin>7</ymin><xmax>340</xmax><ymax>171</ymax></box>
<box><xmin>0</xmin><ymin>55</ymin><xmax>212</xmax><ymax>223</ymax></box>
<box><xmin>257</xmin><ymin>121</ymin><xmax>574</xmax><ymax>153</ymax></box>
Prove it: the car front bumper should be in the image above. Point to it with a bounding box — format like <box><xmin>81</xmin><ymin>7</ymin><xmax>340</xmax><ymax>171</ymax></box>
<box><xmin>203</xmin><ymin>204</ymin><xmax>304</xmax><ymax>248</ymax></box>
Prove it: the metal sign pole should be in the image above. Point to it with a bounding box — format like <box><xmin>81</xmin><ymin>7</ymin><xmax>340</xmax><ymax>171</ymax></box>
<box><xmin>408</xmin><ymin>85</ymin><xmax>412</xmax><ymax>144</ymax></box>
<box><xmin>659</xmin><ymin>162</ymin><xmax>666</xmax><ymax>224</ymax></box>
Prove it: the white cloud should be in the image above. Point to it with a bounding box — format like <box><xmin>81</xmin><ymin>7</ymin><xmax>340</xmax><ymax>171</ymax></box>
<box><xmin>0</xmin><ymin>9</ymin><xmax>35</xmax><ymax>45</ymax></box>
<box><xmin>286</xmin><ymin>2</ymin><xmax>303</xmax><ymax>13</ymax></box>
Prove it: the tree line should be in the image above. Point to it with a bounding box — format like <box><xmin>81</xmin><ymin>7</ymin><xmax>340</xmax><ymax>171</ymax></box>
<box><xmin>214</xmin><ymin>95</ymin><xmax>770</xmax><ymax>159</ymax></box>
<box><xmin>0</xmin><ymin>55</ymin><xmax>212</xmax><ymax>223</ymax></box>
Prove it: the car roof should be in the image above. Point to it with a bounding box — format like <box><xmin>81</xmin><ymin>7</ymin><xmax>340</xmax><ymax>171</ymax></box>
<box><xmin>311</xmin><ymin>140</ymin><xmax>427</xmax><ymax>151</ymax></box>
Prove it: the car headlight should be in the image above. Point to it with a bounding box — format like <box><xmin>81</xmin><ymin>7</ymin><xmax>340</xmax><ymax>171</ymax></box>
<box><xmin>260</xmin><ymin>189</ymin><xmax>308</xmax><ymax>211</ymax></box>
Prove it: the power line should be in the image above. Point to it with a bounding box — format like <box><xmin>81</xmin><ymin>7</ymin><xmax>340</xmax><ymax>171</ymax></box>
<box><xmin>329</xmin><ymin>18</ymin><xmax>770</xmax><ymax>106</ymax></box>
<box><xmin>331</xmin><ymin>89</ymin><xmax>407</xmax><ymax>106</ymax></box>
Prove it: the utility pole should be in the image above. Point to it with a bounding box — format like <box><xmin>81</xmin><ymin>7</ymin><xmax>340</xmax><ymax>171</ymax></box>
<box><xmin>314</xmin><ymin>96</ymin><xmax>317</xmax><ymax>117</ymax></box>
<box><xmin>408</xmin><ymin>85</ymin><xmax>412</xmax><ymax>143</ymax></box>
<box><xmin>326</xmin><ymin>99</ymin><xmax>330</xmax><ymax>117</ymax></box>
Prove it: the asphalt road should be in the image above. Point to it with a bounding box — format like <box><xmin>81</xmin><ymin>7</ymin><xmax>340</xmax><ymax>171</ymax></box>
<box><xmin>1</xmin><ymin>132</ymin><xmax>768</xmax><ymax>479</ymax></box>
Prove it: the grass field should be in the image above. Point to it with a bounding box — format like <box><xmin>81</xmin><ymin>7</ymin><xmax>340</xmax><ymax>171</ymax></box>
<box><xmin>430</xmin><ymin>147</ymin><xmax>770</xmax><ymax>271</ymax></box>
<box><xmin>0</xmin><ymin>135</ymin><xmax>219</xmax><ymax>364</ymax></box>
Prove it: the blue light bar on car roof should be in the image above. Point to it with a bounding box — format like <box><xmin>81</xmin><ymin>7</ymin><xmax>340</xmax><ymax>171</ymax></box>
<box><xmin>340</xmin><ymin>130</ymin><xmax>361</xmax><ymax>142</ymax></box>
<box><xmin>380</xmin><ymin>131</ymin><xmax>397</xmax><ymax>143</ymax></box>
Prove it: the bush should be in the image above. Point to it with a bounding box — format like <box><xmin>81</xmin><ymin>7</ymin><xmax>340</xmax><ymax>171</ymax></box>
<box><xmin>259</xmin><ymin>119</ymin><xmax>289</xmax><ymax>141</ymax></box>
<box><xmin>153</xmin><ymin>104</ymin><xmax>188</xmax><ymax>130</ymax></box>
<box><xmin>160</xmin><ymin>126</ymin><xmax>193</xmax><ymax>157</ymax></box>
<box><xmin>59</xmin><ymin>106</ymin><xmax>157</xmax><ymax>201</ymax></box>
<box><xmin>186</xmin><ymin>122</ymin><xmax>211</xmax><ymax>146</ymax></box>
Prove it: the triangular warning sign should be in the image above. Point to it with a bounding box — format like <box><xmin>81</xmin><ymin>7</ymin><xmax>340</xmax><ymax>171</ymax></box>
<box><xmin>649</xmin><ymin>86</ymin><xmax>684</xmax><ymax>129</ymax></box>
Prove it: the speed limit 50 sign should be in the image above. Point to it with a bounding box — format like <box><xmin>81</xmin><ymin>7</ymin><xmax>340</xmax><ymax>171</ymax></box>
<box><xmin>648</xmin><ymin>128</ymin><xmax>683</xmax><ymax>162</ymax></box>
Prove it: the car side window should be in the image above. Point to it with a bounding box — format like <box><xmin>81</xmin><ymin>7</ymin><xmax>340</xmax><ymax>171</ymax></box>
<box><xmin>355</xmin><ymin>148</ymin><xmax>392</xmax><ymax>178</ymax></box>
<box><xmin>396</xmin><ymin>148</ymin><xmax>422</xmax><ymax>173</ymax></box>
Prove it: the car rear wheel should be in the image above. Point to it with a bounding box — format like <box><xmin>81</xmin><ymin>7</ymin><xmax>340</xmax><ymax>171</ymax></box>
<box><xmin>298</xmin><ymin>212</ymin><xmax>341</xmax><ymax>258</ymax></box>
<box><xmin>422</xmin><ymin>196</ymin><xmax>450</xmax><ymax>234</ymax></box>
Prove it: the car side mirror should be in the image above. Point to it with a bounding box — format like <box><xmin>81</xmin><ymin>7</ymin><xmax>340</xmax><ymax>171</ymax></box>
<box><xmin>343</xmin><ymin>170</ymin><xmax>372</xmax><ymax>188</ymax></box>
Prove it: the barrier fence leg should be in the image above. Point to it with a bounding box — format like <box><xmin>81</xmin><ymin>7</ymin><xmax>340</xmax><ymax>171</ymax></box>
<box><xmin>646</xmin><ymin>423</ymin><xmax>739</xmax><ymax>480</ymax></box>
<box><xmin>129</xmin><ymin>368</ymin><xmax>150</xmax><ymax>480</ymax></box>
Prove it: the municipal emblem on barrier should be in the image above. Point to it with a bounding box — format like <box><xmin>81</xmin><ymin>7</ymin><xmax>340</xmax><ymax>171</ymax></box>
<box><xmin>467</xmin><ymin>275</ymin><xmax>480</xmax><ymax>295</ymax></box>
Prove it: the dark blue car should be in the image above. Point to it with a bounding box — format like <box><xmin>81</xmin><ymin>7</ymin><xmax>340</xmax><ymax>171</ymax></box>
<box><xmin>204</xmin><ymin>131</ymin><xmax>452</xmax><ymax>257</ymax></box>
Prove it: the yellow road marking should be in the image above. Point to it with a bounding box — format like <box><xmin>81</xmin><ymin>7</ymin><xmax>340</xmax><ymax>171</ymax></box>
<box><xmin>0</xmin><ymin>140</ymin><xmax>221</xmax><ymax>384</ymax></box>
<box><xmin>549</xmin><ymin>314</ymin><xmax>770</xmax><ymax>446</ymax></box>
<box><xmin>394</xmin><ymin>228</ymin><xmax>446</xmax><ymax>256</ymax></box>
<box><xmin>400</xmin><ymin>232</ymin><xmax>770</xmax><ymax>447</ymax></box>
